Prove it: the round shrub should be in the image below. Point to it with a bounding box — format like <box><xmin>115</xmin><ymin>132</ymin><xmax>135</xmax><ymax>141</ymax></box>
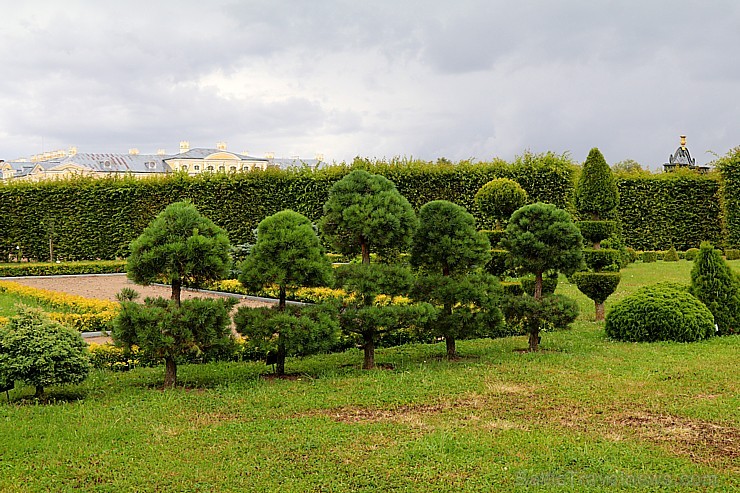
<box><xmin>474</xmin><ymin>178</ymin><xmax>528</xmax><ymax>227</ymax></box>
<box><xmin>572</xmin><ymin>272</ymin><xmax>621</xmax><ymax>304</ymax></box>
<box><xmin>605</xmin><ymin>284</ymin><xmax>715</xmax><ymax>342</ymax></box>
<box><xmin>684</xmin><ymin>248</ymin><xmax>700</xmax><ymax>261</ymax></box>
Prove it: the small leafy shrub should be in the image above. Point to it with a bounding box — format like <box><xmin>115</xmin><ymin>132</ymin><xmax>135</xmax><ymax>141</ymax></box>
<box><xmin>725</xmin><ymin>248</ymin><xmax>740</xmax><ymax>260</ymax></box>
<box><xmin>520</xmin><ymin>274</ymin><xmax>558</xmax><ymax>296</ymax></box>
<box><xmin>577</xmin><ymin>221</ymin><xmax>618</xmax><ymax>246</ymax></box>
<box><xmin>572</xmin><ymin>271</ymin><xmax>621</xmax><ymax>321</ymax></box>
<box><xmin>88</xmin><ymin>343</ymin><xmax>140</xmax><ymax>371</ymax></box>
<box><xmin>663</xmin><ymin>246</ymin><xmax>680</xmax><ymax>262</ymax></box>
<box><xmin>503</xmin><ymin>293</ymin><xmax>579</xmax><ymax>344</ymax></box>
<box><xmin>641</xmin><ymin>251</ymin><xmax>658</xmax><ymax>263</ymax></box>
<box><xmin>582</xmin><ymin>249</ymin><xmax>621</xmax><ymax>272</ymax></box>
<box><xmin>690</xmin><ymin>242</ymin><xmax>740</xmax><ymax>335</ymax></box>
<box><xmin>0</xmin><ymin>307</ymin><xmax>91</xmax><ymax>398</ymax></box>
<box><xmin>605</xmin><ymin>284</ymin><xmax>715</xmax><ymax>342</ymax></box>
<box><xmin>685</xmin><ymin>248</ymin><xmax>700</xmax><ymax>261</ymax></box>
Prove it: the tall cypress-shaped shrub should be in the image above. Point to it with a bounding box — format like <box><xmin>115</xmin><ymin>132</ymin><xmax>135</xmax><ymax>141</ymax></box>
<box><xmin>576</xmin><ymin>148</ymin><xmax>619</xmax><ymax>222</ymax></box>
<box><xmin>689</xmin><ymin>242</ymin><xmax>740</xmax><ymax>335</ymax></box>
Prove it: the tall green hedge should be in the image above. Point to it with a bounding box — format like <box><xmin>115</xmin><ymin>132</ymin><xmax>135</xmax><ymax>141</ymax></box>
<box><xmin>717</xmin><ymin>147</ymin><xmax>740</xmax><ymax>248</ymax></box>
<box><xmin>0</xmin><ymin>157</ymin><xmax>577</xmax><ymax>261</ymax></box>
<box><xmin>616</xmin><ymin>172</ymin><xmax>723</xmax><ymax>250</ymax></box>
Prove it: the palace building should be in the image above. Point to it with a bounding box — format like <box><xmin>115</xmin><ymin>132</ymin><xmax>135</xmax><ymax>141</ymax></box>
<box><xmin>1</xmin><ymin>141</ymin><xmax>324</xmax><ymax>182</ymax></box>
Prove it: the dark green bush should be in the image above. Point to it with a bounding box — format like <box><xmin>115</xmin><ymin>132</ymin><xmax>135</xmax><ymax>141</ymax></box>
<box><xmin>663</xmin><ymin>246</ymin><xmax>680</xmax><ymax>262</ymax></box>
<box><xmin>716</xmin><ymin>147</ymin><xmax>740</xmax><ymax>247</ymax></box>
<box><xmin>725</xmin><ymin>249</ymin><xmax>740</xmax><ymax>260</ymax></box>
<box><xmin>485</xmin><ymin>249</ymin><xmax>510</xmax><ymax>277</ymax></box>
<box><xmin>572</xmin><ymin>272</ymin><xmax>621</xmax><ymax>304</ymax></box>
<box><xmin>501</xmin><ymin>282</ymin><xmax>524</xmax><ymax>296</ymax></box>
<box><xmin>575</xmin><ymin>148</ymin><xmax>619</xmax><ymax>219</ymax></box>
<box><xmin>605</xmin><ymin>284</ymin><xmax>715</xmax><ymax>342</ymax></box>
<box><xmin>626</xmin><ymin>247</ymin><xmax>639</xmax><ymax>263</ymax></box>
<box><xmin>689</xmin><ymin>242</ymin><xmax>740</xmax><ymax>335</ymax></box>
<box><xmin>582</xmin><ymin>249</ymin><xmax>621</xmax><ymax>272</ymax></box>
<box><xmin>480</xmin><ymin>230</ymin><xmax>506</xmax><ymax>248</ymax></box>
<box><xmin>577</xmin><ymin>221</ymin><xmax>618</xmax><ymax>246</ymax></box>
<box><xmin>641</xmin><ymin>251</ymin><xmax>658</xmax><ymax>263</ymax></box>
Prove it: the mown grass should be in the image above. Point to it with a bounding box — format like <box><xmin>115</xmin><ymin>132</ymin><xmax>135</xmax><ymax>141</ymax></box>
<box><xmin>0</xmin><ymin>290</ymin><xmax>48</xmax><ymax>317</ymax></box>
<box><xmin>0</xmin><ymin>260</ymin><xmax>738</xmax><ymax>492</ymax></box>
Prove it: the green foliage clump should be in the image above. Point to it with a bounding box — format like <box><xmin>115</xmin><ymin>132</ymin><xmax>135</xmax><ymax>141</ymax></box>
<box><xmin>485</xmin><ymin>249</ymin><xmax>511</xmax><ymax>277</ymax></box>
<box><xmin>576</xmin><ymin>148</ymin><xmax>619</xmax><ymax>219</ymax></box>
<box><xmin>724</xmin><ymin>249</ymin><xmax>740</xmax><ymax>260</ymax></box>
<box><xmin>474</xmin><ymin>178</ymin><xmax>528</xmax><ymax>228</ymax></box>
<box><xmin>605</xmin><ymin>284</ymin><xmax>715</xmax><ymax>342</ymax></box>
<box><xmin>113</xmin><ymin>292</ymin><xmax>236</xmax><ymax>387</ymax></box>
<box><xmin>479</xmin><ymin>230</ymin><xmax>506</xmax><ymax>248</ymax></box>
<box><xmin>663</xmin><ymin>246</ymin><xmax>680</xmax><ymax>262</ymax></box>
<box><xmin>127</xmin><ymin>201</ymin><xmax>231</xmax><ymax>305</ymax></box>
<box><xmin>582</xmin><ymin>249</ymin><xmax>621</xmax><ymax>272</ymax></box>
<box><xmin>577</xmin><ymin>221</ymin><xmax>618</xmax><ymax>246</ymax></box>
<box><xmin>641</xmin><ymin>251</ymin><xmax>658</xmax><ymax>263</ymax></box>
<box><xmin>320</xmin><ymin>170</ymin><xmax>417</xmax><ymax>264</ymax></box>
<box><xmin>234</xmin><ymin>303</ymin><xmax>340</xmax><ymax>372</ymax></box>
<box><xmin>572</xmin><ymin>272</ymin><xmax>621</xmax><ymax>321</ymax></box>
<box><xmin>689</xmin><ymin>242</ymin><xmax>740</xmax><ymax>335</ymax></box>
<box><xmin>0</xmin><ymin>307</ymin><xmax>91</xmax><ymax>398</ymax></box>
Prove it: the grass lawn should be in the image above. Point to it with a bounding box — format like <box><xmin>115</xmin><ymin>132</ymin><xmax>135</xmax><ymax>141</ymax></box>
<box><xmin>0</xmin><ymin>260</ymin><xmax>738</xmax><ymax>492</ymax></box>
<box><xmin>0</xmin><ymin>291</ymin><xmax>49</xmax><ymax>317</ymax></box>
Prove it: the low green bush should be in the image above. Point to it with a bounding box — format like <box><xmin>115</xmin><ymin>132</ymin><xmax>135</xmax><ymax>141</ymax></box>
<box><xmin>572</xmin><ymin>272</ymin><xmax>621</xmax><ymax>304</ymax></box>
<box><xmin>0</xmin><ymin>260</ymin><xmax>126</xmax><ymax>278</ymax></box>
<box><xmin>605</xmin><ymin>283</ymin><xmax>715</xmax><ymax>342</ymax></box>
<box><xmin>582</xmin><ymin>249</ymin><xmax>621</xmax><ymax>271</ymax></box>
<box><xmin>641</xmin><ymin>251</ymin><xmax>658</xmax><ymax>263</ymax></box>
<box><xmin>684</xmin><ymin>248</ymin><xmax>700</xmax><ymax>261</ymax></box>
<box><xmin>725</xmin><ymin>249</ymin><xmax>740</xmax><ymax>260</ymax></box>
<box><xmin>663</xmin><ymin>246</ymin><xmax>680</xmax><ymax>262</ymax></box>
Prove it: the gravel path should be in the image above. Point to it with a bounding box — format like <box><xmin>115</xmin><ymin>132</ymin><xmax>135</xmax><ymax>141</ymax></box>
<box><xmin>8</xmin><ymin>274</ymin><xmax>272</xmax><ymax>341</ymax></box>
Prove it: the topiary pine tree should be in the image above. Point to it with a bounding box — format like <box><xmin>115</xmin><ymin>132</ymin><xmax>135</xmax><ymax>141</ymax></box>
<box><xmin>237</xmin><ymin>210</ymin><xmax>335</xmax><ymax>375</ymax></box>
<box><xmin>474</xmin><ymin>178</ymin><xmax>528</xmax><ymax>229</ymax></box>
<box><xmin>576</xmin><ymin>147</ymin><xmax>619</xmax><ymax>221</ymax></box>
<box><xmin>689</xmin><ymin>242</ymin><xmax>740</xmax><ymax>335</ymax></box>
<box><xmin>0</xmin><ymin>307</ymin><xmax>91</xmax><ymax>399</ymax></box>
<box><xmin>121</xmin><ymin>200</ymin><xmax>233</xmax><ymax>387</ymax></box>
<box><xmin>502</xmin><ymin>203</ymin><xmax>583</xmax><ymax>351</ymax></box>
<box><xmin>319</xmin><ymin>170</ymin><xmax>418</xmax><ymax>264</ymax></box>
<box><xmin>126</xmin><ymin>201</ymin><xmax>231</xmax><ymax>306</ymax></box>
<box><xmin>410</xmin><ymin>200</ymin><xmax>504</xmax><ymax>358</ymax></box>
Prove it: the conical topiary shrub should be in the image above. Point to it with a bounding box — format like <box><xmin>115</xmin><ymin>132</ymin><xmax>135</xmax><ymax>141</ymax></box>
<box><xmin>689</xmin><ymin>242</ymin><xmax>740</xmax><ymax>335</ymax></box>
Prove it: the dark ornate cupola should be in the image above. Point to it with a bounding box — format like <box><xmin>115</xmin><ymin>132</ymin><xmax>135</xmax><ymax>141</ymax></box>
<box><xmin>663</xmin><ymin>135</ymin><xmax>708</xmax><ymax>173</ymax></box>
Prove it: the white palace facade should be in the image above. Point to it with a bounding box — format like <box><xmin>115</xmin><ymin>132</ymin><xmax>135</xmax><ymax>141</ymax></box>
<box><xmin>1</xmin><ymin>142</ymin><xmax>324</xmax><ymax>182</ymax></box>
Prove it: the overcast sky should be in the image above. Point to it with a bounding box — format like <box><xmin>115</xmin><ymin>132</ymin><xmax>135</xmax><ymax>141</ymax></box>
<box><xmin>1</xmin><ymin>1</ymin><xmax>738</xmax><ymax>170</ymax></box>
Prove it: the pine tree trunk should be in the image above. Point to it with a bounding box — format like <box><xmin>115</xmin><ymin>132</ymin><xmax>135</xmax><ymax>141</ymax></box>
<box><xmin>528</xmin><ymin>328</ymin><xmax>539</xmax><ymax>352</ymax></box>
<box><xmin>171</xmin><ymin>279</ymin><xmax>182</xmax><ymax>306</ymax></box>
<box><xmin>446</xmin><ymin>336</ymin><xmax>457</xmax><ymax>359</ymax></box>
<box><xmin>361</xmin><ymin>241</ymin><xmax>370</xmax><ymax>265</ymax></box>
<box><xmin>362</xmin><ymin>334</ymin><xmax>375</xmax><ymax>369</ymax></box>
<box><xmin>276</xmin><ymin>339</ymin><xmax>286</xmax><ymax>377</ymax></box>
<box><xmin>534</xmin><ymin>272</ymin><xmax>543</xmax><ymax>300</ymax></box>
<box><xmin>164</xmin><ymin>356</ymin><xmax>177</xmax><ymax>388</ymax></box>
<box><xmin>595</xmin><ymin>301</ymin><xmax>605</xmax><ymax>321</ymax></box>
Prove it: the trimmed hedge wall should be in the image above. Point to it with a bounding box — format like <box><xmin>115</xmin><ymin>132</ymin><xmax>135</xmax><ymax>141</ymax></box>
<box><xmin>717</xmin><ymin>147</ymin><xmax>740</xmax><ymax>248</ymax></box>
<box><xmin>0</xmin><ymin>158</ymin><xmax>577</xmax><ymax>262</ymax></box>
<box><xmin>616</xmin><ymin>173</ymin><xmax>723</xmax><ymax>251</ymax></box>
